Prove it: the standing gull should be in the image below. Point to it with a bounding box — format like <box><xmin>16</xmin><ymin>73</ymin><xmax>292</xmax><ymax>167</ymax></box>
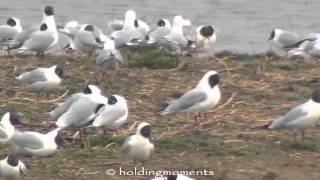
<box><xmin>162</xmin><ymin>15</ymin><xmax>191</xmax><ymax>53</ymax></box>
<box><xmin>10</xmin><ymin>6</ymin><xmax>58</xmax><ymax>56</ymax></box>
<box><xmin>59</xmin><ymin>20</ymin><xmax>80</xmax><ymax>50</ymax></box>
<box><xmin>17</xmin><ymin>23</ymin><xmax>58</xmax><ymax>58</ymax></box>
<box><xmin>158</xmin><ymin>71</ymin><xmax>221</xmax><ymax>120</ymax></box>
<box><xmin>112</xmin><ymin>10</ymin><xmax>149</xmax><ymax>47</ymax></box>
<box><xmin>268</xmin><ymin>89</ymin><xmax>320</xmax><ymax>139</ymax></box>
<box><xmin>122</xmin><ymin>122</ymin><xmax>154</xmax><ymax>164</ymax></box>
<box><xmin>74</xmin><ymin>24</ymin><xmax>103</xmax><ymax>57</ymax></box>
<box><xmin>195</xmin><ymin>25</ymin><xmax>217</xmax><ymax>56</ymax></box>
<box><xmin>96</xmin><ymin>33</ymin><xmax>123</xmax><ymax>70</ymax></box>
<box><xmin>16</xmin><ymin>65</ymin><xmax>63</xmax><ymax>100</ymax></box>
<box><xmin>87</xmin><ymin>95</ymin><xmax>128</xmax><ymax>133</ymax></box>
<box><xmin>0</xmin><ymin>17</ymin><xmax>23</xmax><ymax>52</ymax></box>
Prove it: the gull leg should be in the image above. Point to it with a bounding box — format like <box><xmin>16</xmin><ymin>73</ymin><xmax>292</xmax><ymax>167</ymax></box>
<box><xmin>37</xmin><ymin>92</ymin><xmax>40</xmax><ymax>100</ymax></box>
<box><xmin>293</xmin><ymin>131</ymin><xmax>297</xmax><ymax>141</ymax></box>
<box><xmin>7</xmin><ymin>45</ymin><xmax>10</xmax><ymax>55</ymax></box>
<box><xmin>203</xmin><ymin>113</ymin><xmax>208</xmax><ymax>121</ymax></box>
<box><xmin>301</xmin><ymin>130</ymin><xmax>306</xmax><ymax>141</ymax></box>
<box><xmin>72</xmin><ymin>131</ymin><xmax>80</xmax><ymax>143</ymax></box>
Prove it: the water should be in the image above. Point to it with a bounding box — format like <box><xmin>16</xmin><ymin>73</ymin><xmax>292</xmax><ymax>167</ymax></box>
<box><xmin>1</xmin><ymin>0</ymin><xmax>319</xmax><ymax>53</ymax></box>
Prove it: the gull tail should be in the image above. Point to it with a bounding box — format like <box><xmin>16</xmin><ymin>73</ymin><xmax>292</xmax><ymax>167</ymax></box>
<box><xmin>284</xmin><ymin>37</ymin><xmax>317</xmax><ymax>49</ymax></box>
<box><xmin>154</xmin><ymin>102</ymin><xmax>170</xmax><ymax>115</ymax></box>
<box><xmin>19</xmin><ymin>162</ymin><xmax>30</xmax><ymax>176</ymax></box>
<box><xmin>7</xmin><ymin>42</ymin><xmax>22</xmax><ymax>51</ymax></box>
<box><xmin>257</xmin><ymin>122</ymin><xmax>273</xmax><ymax>130</ymax></box>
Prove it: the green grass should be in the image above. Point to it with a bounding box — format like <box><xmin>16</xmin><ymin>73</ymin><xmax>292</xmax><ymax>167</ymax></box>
<box><xmin>131</xmin><ymin>49</ymin><xmax>178</xmax><ymax>69</ymax></box>
<box><xmin>88</xmin><ymin>134</ymin><xmax>127</xmax><ymax>147</ymax></box>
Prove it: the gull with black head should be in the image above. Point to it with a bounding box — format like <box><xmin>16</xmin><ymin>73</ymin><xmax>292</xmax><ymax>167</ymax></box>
<box><xmin>74</xmin><ymin>24</ymin><xmax>103</xmax><ymax>58</ymax></box>
<box><xmin>86</xmin><ymin>94</ymin><xmax>128</xmax><ymax>134</ymax></box>
<box><xmin>267</xmin><ymin>89</ymin><xmax>320</xmax><ymax>139</ymax></box>
<box><xmin>16</xmin><ymin>65</ymin><xmax>63</xmax><ymax>100</ymax></box>
<box><xmin>157</xmin><ymin>71</ymin><xmax>221</xmax><ymax>121</ymax></box>
<box><xmin>122</xmin><ymin>122</ymin><xmax>154</xmax><ymax>164</ymax></box>
<box><xmin>0</xmin><ymin>112</ymin><xmax>22</xmax><ymax>145</ymax></box>
<box><xmin>0</xmin><ymin>155</ymin><xmax>29</xmax><ymax>180</ymax></box>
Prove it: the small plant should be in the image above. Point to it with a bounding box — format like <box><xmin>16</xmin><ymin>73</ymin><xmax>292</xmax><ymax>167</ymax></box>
<box><xmin>131</xmin><ymin>49</ymin><xmax>178</xmax><ymax>69</ymax></box>
<box><xmin>88</xmin><ymin>134</ymin><xmax>126</xmax><ymax>147</ymax></box>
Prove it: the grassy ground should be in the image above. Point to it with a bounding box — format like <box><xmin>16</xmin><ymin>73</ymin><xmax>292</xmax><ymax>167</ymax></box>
<box><xmin>1</xmin><ymin>52</ymin><xmax>320</xmax><ymax>180</ymax></box>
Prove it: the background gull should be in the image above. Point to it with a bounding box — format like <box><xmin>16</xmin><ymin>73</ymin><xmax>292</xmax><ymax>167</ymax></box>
<box><xmin>195</xmin><ymin>25</ymin><xmax>217</xmax><ymax>56</ymax></box>
<box><xmin>10</xmin><ymin>6</ymin><xmax>58</xmax><ymax>52</ymax></box>
<box><xmin>146</xmin><ymin>19</ymin><xmax>171</xmax><ymax>44</ymax></box>
<box><xmin>96</xmin><ymin>33</ymin><xmax>123</xmax><ymax>70</ymax></box>
<box><xmin>0</xmin><ymin>17</ymin><xmax>23</xmax><ymax>52</ymax></box>
<box><xmin>58</xmin><ymin>20</ymin><xmax>80</xmax><ymax>50</ymax></box>
<box><xmin>112</xmin><ymin>10</ymin><xmax>149</xmax><ymax>47</ymax></box>
<box><xmin>16</xmin><ymin>23</ymin><xmax>58</xmax><ymax>58</ymax></box>
<box><xmin>268</xmin><ymin>28</ymin><xmax>301</xmax><ymax>55</ymax></box>
<box><xmin>74</xmin><ymin>24</ymin><xmax>103</xmax><ymax>57</ymax></box>
<box><xmin>162</xmin><ymin>15</ymin><xmax>191</xmax><ymax>54</ymax></box>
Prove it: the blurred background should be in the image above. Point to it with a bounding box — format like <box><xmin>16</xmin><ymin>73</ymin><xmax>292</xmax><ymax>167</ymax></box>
<box><xmin>1</xmin><ymin>0</ymin><xmax>319</xmax><ymax>53</ymax></box>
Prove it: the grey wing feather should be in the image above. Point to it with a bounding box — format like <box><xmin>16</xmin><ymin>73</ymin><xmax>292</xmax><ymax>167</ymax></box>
<box><xmin>49</xmin><ymin>93</ymin><xmax>83</xmax><ymax>119</ymax></box>
<box><xmin>122</xmin><ymin>136</ymin><xmax>133</xmax><ymax>154</ymax></box>
<box><xmin>269</xmin><ymin>104</ymin><xmax>308</xmax><ymax>129</ymax></box>
<box><xmin>17</xmin><ymin>68</ymin><xmax>47</xmax><ymax>84</ymax></box>
<box><xmin>0</xmin><ymin>128</ymin><xmax>8</xmax><ymax>139</ymax></box>
<box><xmin>96</xmin><ymin>49</ymin><xmax>112</xmax><ymax>65</ymax></box>
<box><xmin>114</xmin><ymin>29</ymin><xmax>145</xmax><ymax>47</ymax></box>
<box><xmin>108</xmin><ymin>20</ymin><xmax>124</xmax><ymax>31</ymax></box>
<box><xmin>0</xmin><ymin>26</ymin><xmax>18</xmax><ymax>41</ymax></box>
<box><xmin>22</xmin><ymin>31</ymin><xmax>55</xmax><ymax>50</ymax></box>
<box><xmin>163</xmin><ymin>90</ymin><xmax>207</xmax><ymax>114</ymax></box>
<box><xmin>76</xmin><ymin>31</ymin><xmax>101</xmax><ymax>48</ymax></box>
<box><xmin>183</xmin><ymin>26</ymin><xmax>197</xmax><ymax>42</ymax></box>
<box><xmin>57</xmin><ymin>97</ymin><xmax>99</xmax><ymax>128</ymax></box>
<box><xmin>278</xmin><ymin>32</ymin><xmax>300</xmax><ymax>47</ymax></box>
<box><xmin>14</xmin><ymin>25</ymin><xmax>38</xmax><ymax>43</ymax></box>
<box><xmin>149</xmin><ymin>27</ymin><xmax>170</xmax><ymax>42</ymax></box>
<box><xmin>96</xmin><ymin>107</ymin><xmax>126</xmax><ymax>125</ymax></box>
<box><xmin>11</xmin><ymin>132</ymin><xmax>44</xmax><ymax>149</ymax></box>
<box><xmin>163</xmin><ymin>33</ymin><xmax>188</xmax><ymax>48</ymax></box>
<box><xmin>96</xmin><ymin>49</ymin><xmax>123</xmax><ymax>65</ymax></box>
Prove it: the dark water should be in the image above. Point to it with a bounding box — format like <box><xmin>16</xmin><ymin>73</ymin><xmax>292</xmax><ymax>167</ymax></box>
<box><xmin>1</xmin><ymin>0</ymin><xmax>319</xmax><ymax>53</ymax></box>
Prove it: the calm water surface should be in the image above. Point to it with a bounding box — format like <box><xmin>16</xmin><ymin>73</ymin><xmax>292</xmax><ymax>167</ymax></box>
<box><xmin>1</xmin><ymin>0</ymin><xmax>319</xmax><ymax>53</ymax></box>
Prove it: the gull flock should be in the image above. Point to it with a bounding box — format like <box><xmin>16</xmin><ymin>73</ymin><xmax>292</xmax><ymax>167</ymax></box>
<box><xmin>0</xmin><ymin>5</ymin><xmax>317</xmax><ymax>180</ymax></box>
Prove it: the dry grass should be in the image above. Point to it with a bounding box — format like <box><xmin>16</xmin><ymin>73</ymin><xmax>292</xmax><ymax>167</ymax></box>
<box><xmin>0</xmin><ymin>52</ymin><xmax>320</xmax><ymax>180</ymax></box>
